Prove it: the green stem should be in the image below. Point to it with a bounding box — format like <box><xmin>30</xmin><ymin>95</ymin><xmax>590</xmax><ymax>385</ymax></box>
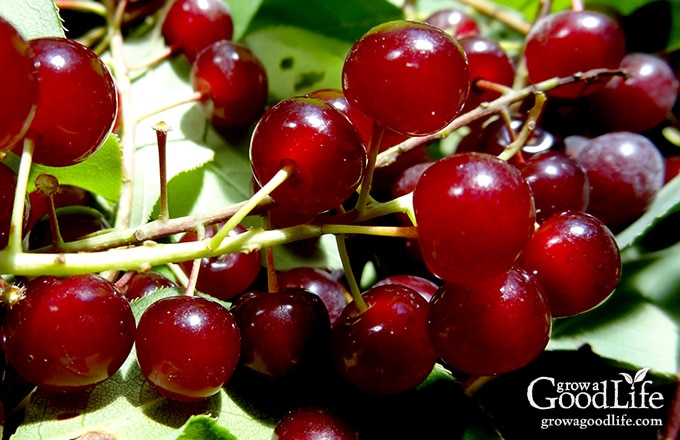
<box><xmin>7</xmin><ymin>137</ymin><xmax>34</xmax><ymax>253</ymax></box>
<box><xmin>209</xmin><ymin>164</ymin><xmax>295</xmax><ymax>250</ymax></box>
<box><xmin>355</xmin><ymin>121</ymin><xmax>385</xmax><ymax>214</ymax></box>
<box><xmin>335</xmin><ymin>234</ymin><xmax>367</xmax><ymax>312</ymax></box>
<box><xmin>154</xmin><ymin>121</ymin><xmax>171</xmax><ymax>221</ymax></box>
<box><xmin>0</xmin><ymin>224</ymin><xmax>415</xmax><ymax>277</ymax></box>
<box><xmin>498</xmin><ymin>92</ymin><xmax>547</xmax><ymax>161</ymax></box>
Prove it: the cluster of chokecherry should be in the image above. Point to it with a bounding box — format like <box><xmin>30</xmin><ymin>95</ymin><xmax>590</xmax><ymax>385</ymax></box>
<box><xmin>0</xmin><ymin>0</ymin><xmax>678</xmax><ymax>437</ymax></box>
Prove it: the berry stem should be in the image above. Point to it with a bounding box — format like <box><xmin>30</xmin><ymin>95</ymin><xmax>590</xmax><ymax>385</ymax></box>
<box><xmin>153</xmin><ymin>121</ymin><xmax>172</xmax><ymax>221</ymax></box>
<box><xmin>570</xmin><ymin>0</ymin><xmax>584</xmax><ymax>12</ymax></box>
<box><xmin>209</xmin><ymin>163</ymin><xmax>296</xmax><ymax>250</ymax></box>
<box><xmin>7</xmin><ymin>137</ymin><xmax>35</xmax><ymax>253</ymax></box>
<box><xmin>498</xmin><ymin>92</ymin><xmax>546</xmax><ymax>161</ymax></box>
<box><xmin>135</xmin><ymin>91</ymin><xmax>203</xmax><ymax>124</ymax></box>
<box><xmin>35</xmin><ymin>174</ymin><xmax>65</xmax><ymax>249</ymax></box>
<box><xmin>335</xmin><ymin>233</ymin><xmax>367</xmax><ymax>312</ymax></box>
<box><xmin>55</xmin><ymin>0</ymin><xmax>107</xmax><ymax>16</ymax></box>
<box><xmin>456</xmin><ymin>0</ymin><xmax>532</xmax><ymax>34</ymax></box>
<box><xmin>183</xmin><ymin>223</ymin><xmax>205</xmax><ymax>297</ymax></box>
<box><xmin>462</xmin><ymin>375</ymin><xmax>496</xmax><ymax>396</ymax></box>
<box><xmin>355</xmin><ymin>120</ymin><xmax>386</xmax><ymax>214</ymax></box>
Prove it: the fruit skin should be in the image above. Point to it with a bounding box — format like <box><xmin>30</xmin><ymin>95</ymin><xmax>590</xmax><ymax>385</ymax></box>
<box><xmin>576</xmin><ymin>131</ymin><xmax>665</xmax><ymax>227</ymax></box>
<box><xmin>331</xmin><ymin>284</ymin><xmax>437</xmax><ymax>395</ymax></box>
<box><xmin>588</xmin><ymin>52</ymin><xmax>679</xmax><ymax>133</ymax></box>
<box><xmin>161</xmin><ymin>0</ymin><xmax>234</xmax><ymax>62</ymax></box>
<box><xmin>427</xmin><ymin>267</ymin><xmax>551</xmax><ymax>376</ymax></box>
<box><xmin>342</xmin><ymin>19</ymin><xmax>469</xmax><ymax>136</ymax></box>
<box><xmin>135</xmin><ymin>295</ymin><xmax>241</xmax><ymax>402</ymax></box>
<box><xmin>250</xmin><ymin>97</ymin><xmax>367</xmax><ymax>215</ymax></box>
<box><xmin>230</xmin><ymin>288</ymin><xmax>332</xmax><ymax>379</ymax></box>
<box><xmin>413</xmin><ymin>152</ymin><xmax>536</xmax><ymax>284</ymax></box>
<box><xmin>27</xmin><ymin>37</ymin><xmax>118</xmax><ymax>167</ymax></box>
<box><xmin>178</xmin><ymin>223</ymin><xmax>262</xmax><ymax>301</ymax></box>
<box><xmin>1</xmin><ymin>275</ymin><xmax>135</xmax><ymax>392</ymax></box>
<box><xmin>273</xmin><ymin>407</ymin><xmax>359</xmax><ymax>440</ymax></box>
<box><xmin>0</xmin><ymin>16</ymin><xmax>37</xmax><ymax>152</ymax></box>
<box><xmin>524</xmin><ymin>10</ymin><xmax>626</xmax><ymax>99</ymax></box>
<box><xmin>519</xmin><ymin>210</ymin><xmax>621</xmax><ymax>317</ymax></box>
<box><xmin>191</xmin><ymin>40</ymin><xmax>268</xmax><ymax>128</ymax></box>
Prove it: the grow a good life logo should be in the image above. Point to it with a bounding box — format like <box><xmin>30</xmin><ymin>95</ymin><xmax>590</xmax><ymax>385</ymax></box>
<box><xmin>527</xmin><ymin>367</ymin><xmax>666</xmax><ymax>435</ymax></box>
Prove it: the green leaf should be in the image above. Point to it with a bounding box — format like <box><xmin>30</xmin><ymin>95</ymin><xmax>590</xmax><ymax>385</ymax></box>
<box><xmin>25</xmin><ymin>135</ymin><xmax>123</xmax><ymax>204</ymax></box>
<box><xmin>0</xmin><ymin>0</ymin><xmax>64</xmax><ymax>39</ymax></box>
<box><xmin>244</xmin><ymin>26</ymin><xmax>351</xmax><ymax>101</ymax></box>
<box><xmin>243</xmin><ymin>0</ymin><xmax>403</xmax><ymax>42</ymax></box>
<box><xmin>13</xmin><ymin>289</ymin><xmax>274</xmax><ymax>440</ymax></box>
<box><xmin>227</xmin><ymin>0</ymin><xmax>264</xmax><ymax>41</ymax></box>
<box><xmin>176</xmin><ymin>416</ymin><xmax>237</xmax><ymax>440</ymax></box>
<box><xmin>486</xmin><ymin>0</ymin><xmax>571</xmax><ymax>21</ymax></box>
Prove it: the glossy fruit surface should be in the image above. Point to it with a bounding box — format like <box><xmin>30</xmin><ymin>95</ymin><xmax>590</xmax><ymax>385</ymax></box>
<box><xmin>231</xmin><ymin>288</ymin><xmax>331</xmax><ymax>378</ymax></box>
<box><xmin>161</xmin><ymin>0</ymin><xmax>234</xmax><ymax>62</ymax></box>
<box><xmin>519</xmin><ymin>211</ymin><xmax>621</xmax><ymax>317</ymax></box>
<box><xmin>520</xmin><ymin>151</ymin><xmax>590</xmax><ymax>223</ymax></box>
<box><xmin>331</xmin><ymin>284</ymin><xmax>437</xmax><ymax>395</ymax></box>
<box><xmin>428</xmin><ymin>266</ymin><xmax>551</xmax><ymax>375</ymax></box>
<box><xmin>524</xmin><ymin>10</ymin><xmax>626</xmax><ymax>98</ymax></box>
<box><xmin>588</xmin><ymin>52</ymin><xmax>679</xmax><ymax>132</ymax></box>
<box><xmin>413</xmin><ymin>152</ymin><xmax>535</xmax><ymax>284</ymax></box>
<box><xmin>121</xmin><ymin>270</ymin><xmax>177</xmax><ymax>301</ymax></box>
<box><xmin>459</xmin><ymin>35</ymin><xmax>515</xmax><ymax>111</ymax></box>
<box><xmin>0</xmin><ymin>16</ymin><xmax>37</xmax><ymax>151</ymax></box>
<box><xmin>342</xmin><ymin>20</ymin><xmax>469</xmax><ymax>136</ymax></box>
<box><xmin>424</xmin><ymin>8</ymin><xmax>480</xmax><ymax>39</ymax></box>
<box><xmin>373</xmin><ymin>274</ymin><xmax>439</xmax><ymax>303</ymax></box>
<box><xmin>250</xmin><ymin>97</ymin><xmax>366</xmax><ymax>214</ymax></box>
<box><xmin>0</xmin><ymin>163</ymin><xmax>20</xmax><ymax>249</ymax></box>
<box><xmin>191</xmin><ymin>40</ymin><xmax>268</xmax><ymax>128</ymax></box>
<box><xmin>27</xmin><ymin>37</ymin><xmax>117</xmax><ymax>167</ymax></box>
<box><xmin>179</xmin><ymin>223</ymin><xmax>261</xmax><ymax>301</ymax></box>
<box><xmin>27</xmin><ymin>206</ymin><xmax>111</xmax><ymax>250</ymax></box>
<box><xmin>276</xmin><ymin>267</ymin><xmax>349</xmax><ymax>325</ymax></box>
<box><xmin>1</xmin><ymin>275</ymin><xmax>135</xmax><ymax>391</ymax></box>
<box><xmin>576</xmin><ymin>131</ymin><xmax>665</xmax><ymax>227</ymax></box>
<box><xmin>135</xmin><ymin>294</ymin><xmax>241</xmax><ymax>402</ymax></box>
<box><xmin>273</xmin><ymin>407</ymin><xmax>359</xmax><ymax>440</ymax></box>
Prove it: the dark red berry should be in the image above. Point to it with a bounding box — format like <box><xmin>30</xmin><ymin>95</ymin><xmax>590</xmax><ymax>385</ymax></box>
<box><xmin>273</xmin><ymin>407</ymin><xmax>359</xmax><ymax>440</ymax></box>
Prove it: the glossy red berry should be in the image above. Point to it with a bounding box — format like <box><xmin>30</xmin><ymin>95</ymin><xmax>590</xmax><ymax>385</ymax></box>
<box><xmin>342</xmin><ymin>20</ymin><xmax>469</xmax><ymax>136</ymax></box>
<box><xmin>120</xmin><ymin>270</ymin><xmax>177</xmax><ymax>301</ymax></box>
<box><xmin>428</xmin><ymin>267</ymin><xmax>551</xmax><ymax>375</ymax></box>
<box><xmin>524</xmin><ymin>10</ymin><xmax>626</xmax><ymax>98</ymax></box>
<box><xmin>161</xmin><ymin>0</ymin><xmax>234</xmax><ymax>62</ymax></box>
<box><xmin>276</xmin><ymin>267</ymin><xmax>349</xmax><ymax>325</ymax></box>
<box><xmin>424</xmin><ymin>8</ymin><xmax>480</xmax><ymax>39</ymax></box>
<box><xmin>191</xmin><ymin>40</ymin><xmax>268</xmax><ymax>128</ymax></box>
<box><xmin>519</xmin><ymin>211</ymin><xmax>621</xmax><ymax>317</ymax></box>
<box><xmin>331</xmin><ymin>284</ymin><xmax>437</xmax><ymax>395</ymax></box>
<box><xmin>135</xmin><ymin>295</ymin><xmax>241</xmax><ymax>402</ymax></box>
<box><xmin>588</xmin><ymin>52</ymin><xmax>679</xmax><ymax>132</ymax></box>
<box><xmin>27</xmin><ymin>37</ymin><xmax>118</xmax><ymax>167</ymax></box>
<box><xmin>1</xmin><ymin>275</ymin><xmax>135</xmax><ymax>391</ymax></box>
<box><xmin>0</xmin><ymin>163</ymin><xmax>21</xmax><ymax>249</ymax></box>
<box><xmin>413</xmin><ymin>152</ymin><xmax>535</xmax><ymax>284</ymax></box>
<box><xmin>273</xmin><ymin>407</ymin><xmax>359</xmax><ymax>440</ymax></box>
<box><xmin>0</xmin><ymin>16</ymin><xmax>37</xmax><ymax>151</ymax></box>
<box><xmin>250</xmin><ymin>96</ymin><xmax>367</xmax><ymax>214</ymax></box>
<box><xmin>178</xmin><ymin>223</ymin><xmax>261</xmax><ymax>301</ymax></box>
<box><xmin>231</xmin><ymin>288</ymin><xmax>331</xmax><ymax>379</ymax></box>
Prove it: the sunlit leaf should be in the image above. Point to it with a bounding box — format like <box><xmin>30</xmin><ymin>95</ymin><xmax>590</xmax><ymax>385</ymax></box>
<box><xmin>0</xmin><ymin>0</ymin><xmax>64</xmax><ymax>39</ymax></box>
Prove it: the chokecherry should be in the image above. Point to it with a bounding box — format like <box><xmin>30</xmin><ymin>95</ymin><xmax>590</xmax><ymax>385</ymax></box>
<box><xmin>26</xmin><ymin>37</ymin><xmax>118</xmax><ymax>167</ymax></box>
<box><xmin>120</xmin><ymin>270</ymin><xmax>177</xmax><ymax>301</ymax></box>
<box><xmin>413</xmin><ymin>152</ymin><xmax>536</xmax><ymax>284</ymax></box>
<box><xmin>249</xmin><ymin>96</ymin><xmax>367</xmax><ymax>215</ymax></box>
<box><xmin>230</xmin><ymin>288</ymin><xmax>332</xmax><ymax>379</ymax></box>
<box><xmin>178</xmin><ymin>223</ymin><xmax>261</xmax><ymax>301</ymax></box>
<box><xmin>428</xmin><ymin>266</ymin><xmax>551</xmax><ymax>375</ymax></box>
<box><xmin>1</xmin><ymin>274</ymin><xmax>135</xmax><ymax>391</ymax></box>
<box><xmin>191</xmin><ymin>40</ymin><xmax>268</xmax><ymax>128</ymax></box>
<box><xmin>424</xmin><ymin>8</ymin><xmax>480</xmax><ymax>39</ymax></box>
<box><xmin>524</xmin><ymin>10</ymin><xmax>626</xmax><ymax>99</ymax></box>
<box><xmin>331</xmin><ymin>284</ymin><xmax>437</xmax><ymax>395</ymax></box>
<box><xmin>519</xmin><ymin>210</ymin><xmax>621</xmax><ymax>317</ymax></box>
<box><xmin>575</xmin><ymin>131</ymin><xmax>665</xmax><ymax>227</ymax></box>
<box><xmin>342</xmin><ymin>20</ymin><xmax>470</xmax><ymax>136</ymax></box>
<box><xmin>373</xmin><ymin>274</ymin><xmax>439</xmax><ymax>303</ymax></box>
<box><xmin>520</xmin><ymin>151</ymin><xmax>590</xmax><ymax>223</ymax></box>
<box><xmin>135</xmin><ymin>294</ymin><xmax>241</xmax><ymax>402</ymax></box>
<box><xmin>161</xmin><ymin>0</ymin><xmax>234</xmax><ymax>63</ymax></box>
<box><xmin>0</xmin><ymin>163</ymin><xmax>21</xmax><ymax>249</ymax></box>
<box><xmin>276</xmin><ymin>267</ymin><xmax>349</xmax><ymax>325</ymax></box>
<box><xmin>273</xmin><ymin>407</ymin><xmax>359</xmax><ymax>440</ymax></box>
<box><xmin>588</xmin><ymin>52</ymin><xmax>679</xmax><ymax>133</ymax></box>
<box><xmin>0</xmin><ymin>16</ymin><xmax>37</xmax><ymax>152</ymax></box>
